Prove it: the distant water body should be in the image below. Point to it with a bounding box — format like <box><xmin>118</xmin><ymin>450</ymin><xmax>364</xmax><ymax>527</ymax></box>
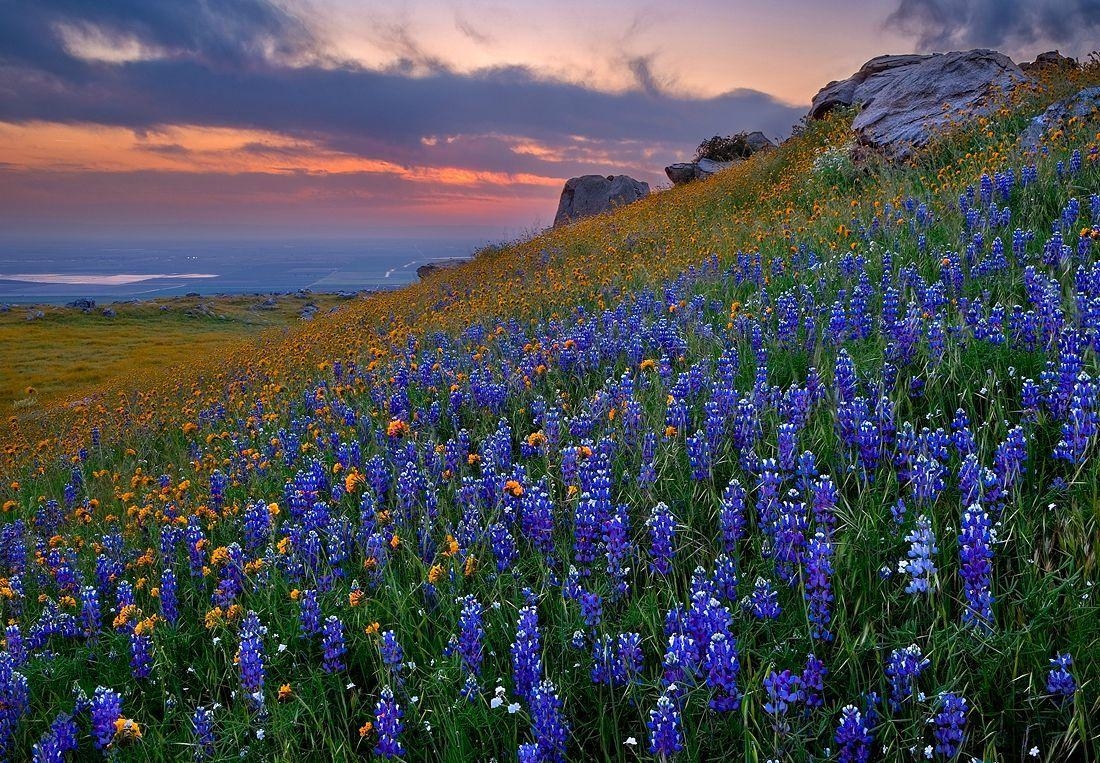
<box><xmin>0</xmin><ymin>238</ymin><xmax>483</xmax><ymax>304</ymax></box>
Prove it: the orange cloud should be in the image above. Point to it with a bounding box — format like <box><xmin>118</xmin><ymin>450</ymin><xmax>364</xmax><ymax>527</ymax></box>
<box><xmin>0</xmin><ymin>122</ymin><xmax>561</xmax><ymax>188</ymax></box>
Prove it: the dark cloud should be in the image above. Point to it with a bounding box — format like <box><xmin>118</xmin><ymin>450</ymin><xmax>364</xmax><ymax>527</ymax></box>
<box><xmin>0</xmin><ymin>0</ymin><xmax>317</xmax><ymax>72</ymax></box>
<box><xmin>454</xmin><ymin>14</ymin><xmax>495</xmax><ymax>46</ymax></box>
<box><xmin>0</xmin><ymin>0</ymin><xmax>805</xmax><ymax>230</ymax></box>
<box><xmin>885</xmin><ymin>0</ymin><xmax>1100</xmax><ymax>54</ymax></box>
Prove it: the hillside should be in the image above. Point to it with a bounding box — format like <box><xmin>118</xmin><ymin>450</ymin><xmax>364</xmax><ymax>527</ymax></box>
<box><xmin>1</xmin><ymin>62</ymin><xmax>1098</xmax><ymax>760</ymax></box>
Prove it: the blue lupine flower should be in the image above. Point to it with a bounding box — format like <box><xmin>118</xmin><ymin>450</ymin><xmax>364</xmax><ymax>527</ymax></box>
<box><xmin>31</xmin><ymin>712</ymin><xmax>78</xmax><ymax>763</ymax></box>
<box><xmin>321</xmin><ymin>615</ymin><xmax>346</xmax><ymax>673</ymax></box>
<box><xmin>744</xmin><ymin>577</ymin><xmax>781</xmax><ymax>620</ymax></box>
<box><xmin>1046</xmin><ymin>653</ymin><xmax>1076</xmax><ymax>702</ymax></box>
<box><xmin>512</xmin><ymin>606</ymin><xmax>543</xmax><ymax>701</ymax></box>
<box><xmin>933</xmin><ymin>692</ymin><xmax>967</xmax><ymax>758</ymax></box>
<box><xmin>299</xmin><ymin>589</ymin><xmax>321</xmax><ymax>637</ymax></box>
<box><xmin>90</xmin><ymin>686</ymin><xmax>122</xmax><ymax>750</ymax></box>
<box><xmin>192</xmin><ymin>706</ymin><xmax>215</xmax><ymax>761</ymax></box>
<box><xmin>130</xmin><ymin>629</ymin><xmax>153</xmax><ymax>679</ymax></box>
<box><xmin>801</xmin><ymin>653</ymin><xmax>827</xmax><ymax>709</ymax></box>
<box><xmin>648</xmin><ymin>502</ymin><xmax>677</xmax><ymax>575</ymax></box>
<box><xmin>704</xmin><ymin>632</ymin><xmax>741</xmax><ymax>711</ymax></box>
<box><xmin>0</xmin><ymin>653</ymin><xmax>30</xmax><ymax>756</ymax></box>
<box><xmin>885</xmin><ymin>644</ymin><xmax>929</xmax><ymax>710</ymax></box>
<box><xmin>803</xmin><ymin>531</ymin><xmax>833</xmax><ymax>641</ymax></box>
<box><xmin>959</xmin><ymin>503</ymin><xmax>994</xmax><ymax>631</ymax></box>
<box><xmin>763</xmin><ymin>669</ymin><xmax>802</xmax><ymax>732</ymax></box>
<box><xmin>901</xmin><ymin>515</ymin><xmax>938</xmax><ymax>594</ymax></box>
<box><xmin>380</xmin><ymin>629</ymin><xmax>404</xmax><ymax>680</ymax></box>
<box><xmin>834</xmin><ymin>705</ymin><xmax>873</xmax><ymax>763</ymax></box>
<box><xmin>457</xmin><ymin>594</ymin><xmax>484</xmax><ymax>684</ymax></box>
<box><xmin>238</xmin><ymin>611</ymin><xmax>267</xmax><ymax>711</ymax></box>
<box><xmin>662</xmin><ymin>633</ymin><xmax>698</xmax><ymax>688</ymax></box>
<box><xmin>719</xmin><ymin>478</ymin><xmax>747</xmax><ymax>554</ymax></box>
<box><xmin>374</xmin><ymin>687</ymin><xmax>405</xmax><ymax>759</ymax></box>
<box><xmin>648</xmin><ymin>690</ymin><xmax>684</xmax><ymax>757</ymax></box>
<box><xmin>530</xmin><ymin>679</ymin><xmax>568</xmax><ymax>763</ymax></box>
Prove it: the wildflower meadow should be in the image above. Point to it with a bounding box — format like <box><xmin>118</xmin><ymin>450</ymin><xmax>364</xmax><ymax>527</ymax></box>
<box><xmin>1</xmin><ymin>65</ymin><xmax>1099</xmax><ymax>761</ymax></box>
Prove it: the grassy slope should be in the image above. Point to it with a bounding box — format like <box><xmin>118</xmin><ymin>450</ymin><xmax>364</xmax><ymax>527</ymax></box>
<box><xmin>1</xmin><ymin>65</ymin><xmax>1099</xmax><ymax>760</ymax></box>
<box><xmin>0</xmin><ymin>293</ymin><xmax>363</xmax><ymax>413</ymax></box>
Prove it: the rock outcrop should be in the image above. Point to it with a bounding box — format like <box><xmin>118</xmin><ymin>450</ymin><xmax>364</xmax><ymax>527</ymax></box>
<box><xmin>1021</xmin><ymin>86</ymin><xmax>1100</xmax><ymax>152</ymax></box>
<box><xmin>66</xmin><ymin>298</ymin><xmax>96</xmax><ymax>311</ymax></box>
<box><xmin>417</xmin><ymin>258</ymin><xmax>466</xmax><ymax>280</ymax></box>
<box><xmin>809</xmin><ymin>49</ymin><xmax>1028</xmax><ymax>159</ymax></box>
<box><xmin>553</xmin><ymin>175</ymin><xmax>649</xmax><ymax>226</ymax></box>
<box><xmin>665</xmin><ymin>132</ymin><xmax>776</xmax><ymax>186</ymax></box>
<box><xmin>1020</xmin><ymin>50</ymin><xmax>1077</xmax><ymax>74</ymax></box>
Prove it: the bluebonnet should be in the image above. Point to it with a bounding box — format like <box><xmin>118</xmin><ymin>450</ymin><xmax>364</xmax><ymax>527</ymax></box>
<box><xmin>803</xmin><ymin>531</ymin><xmax>833</xmax><ymax>641</ymax></box>
<box><xmin>131</xmin><ymin>629</ymin><xmax>153</xmax><ymax>679</ymax></box>
<box><xmin>959</xmin><ymin>503</ymin><xmax>994</xmax><ymax>631</ymax></box>
<box><xmin>1046</xmin><ymin>653</ymin><xmax>1075</xmax><ymax>702</ymax></box>
<box><xmin>704</xmin><ymin>631</ymin><xmax>741</xmax><ymax>711</ymax></box>
<box><xmin>592</xmin><ymin>632</ymin><xmax>643</xmax><ymax>687</ymax></box>
<box><xmin>0</xmin><ymin>653</ymin><xmax>30</xmax><ymax>756</ymax></box>
<box><xmin>885</xmin><ymin>644</ymin><xmax>929</xmax><ymax>710</ymax></box>
<box><xmin>719</xmin><ymin>477</ymin><xmax>747</xmax><ymax>554</ymax></box>
<box><xmin>744</xmin><ymin>577</ymin><xmax>781</xmax><ymax>620</ymax></box>
<box><xmin>90</xmin><ymin>686</ymin><xmax>122</xmax><ymax>750</ymax></box>
<box><xmin>457</xmin><ymin>594</ymin><xmax>484</xmax><ymax>687</ymax></box>
<box><xmin>801</xmin><ymin>653</ymin><xmax>827</xmax><ymax>709</ymax></box>
<box><xmin>763</xmin><ymin>669</ymin><xmax>802</xmax><ymax>733</ymax></box>
<box><xmin>662</xmin><ymin>633</ymin><xmax>698</xmax><ymax>688</ymax></box>
<box><xmin>530</xmin><ymin>679</ymin><xmax>568</xmax><ymax>763</ymax></box>
<box><xmin>901</xmin><ymin>515</ymin><xmax>938</xmax><ymax>594</ymax></box>
<box><xmin>238</xmin><ymin>611</ymin><xmax>267</xmax><ymax>711</ymax></box>
<box><xmin>512</xmin><ymin>606</ymin><xmax>542</xmax><ymax>701</ymax></box>
<box><xmin>299</xmin><ymin>589</ymin><xmax>321</xmax><ymax>636</ymax></box>
<box><xmin>648</xmin><ymin>502</ymin><xmax>677</xmax><ymax>575</ymax></box>
<box><xmin>648</xmin><ymin>690</ymin><xmax>684</xmax><ymax>757</ymax></box>
<box><xmin>192</xmin><ymin>706</ymin><xmax>215</xmax><ymax>761</ymax></box>
<box><xmin>374</xmin><ymin>687</ymin><xmax>405</xmax><ymax>758</ymax></box>
<box><xmin>578</xmin><ymin>590</ymin><xmax>603</xmax><ymax>629</ymax></box>
<box><xmin>933</xmin><ymin>692</ymin><xmax>967</xmax><ymax>758</ymax></box>
<box><xmin>834</xmin><ymin>705</ymin><xmax>873</xmax><ymax>763</ymax></box>
<box><xmin>380</xmin><ymin>629</ymin><xmax>404</xmax><ymax>680</ymax></box>
<box><xmin>31</xmin><ymin>712</ymin><xmax>79</xmax><ymax>763</ymax></box>
<box><xmin>159</xmin><ymin>567</ymin><xmax>179</xmax><ymax>624</ymax></box>
<box><xmin>321</xmin><ymin>615</ymin><xmax>346</xmax><ymax>673</ymax></box>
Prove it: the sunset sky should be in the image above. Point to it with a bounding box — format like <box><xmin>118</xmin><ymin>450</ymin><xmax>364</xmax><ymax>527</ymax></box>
<box><xmin>1</xmin><ymin>0</ymin><xmax>1097</xmax><ymax>239</ymax></box>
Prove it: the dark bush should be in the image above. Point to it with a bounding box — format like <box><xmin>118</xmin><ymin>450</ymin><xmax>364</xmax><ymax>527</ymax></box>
<box><xmin>693</xmin><ymin>132</ymin><xmax>754</xmax><ymax>162</ymax></box>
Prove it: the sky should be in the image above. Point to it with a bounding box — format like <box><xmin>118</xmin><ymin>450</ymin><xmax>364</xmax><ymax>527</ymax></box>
<box><xmin>1</xmin><ymin>0</ymin><xmax>1097</xmax><ymax>240</ymax></box>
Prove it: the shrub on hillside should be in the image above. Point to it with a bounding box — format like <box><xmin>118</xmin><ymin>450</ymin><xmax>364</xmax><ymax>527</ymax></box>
<box><xmin>693</xmin><ymin>132</ymin><xmax>756</xmax><ymax>162</ymax></box>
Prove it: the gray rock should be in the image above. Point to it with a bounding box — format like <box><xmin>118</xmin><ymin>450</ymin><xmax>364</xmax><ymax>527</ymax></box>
<box><xmin>101</xmin><ymin>308</ymin><xmax>116</xmax><ymax>318</ymax></box>
<box><xmin>66</xmin><ymin>298</ymin><xmax>96</xmax><ymax>311</ymax></box>
<box><xmin>1020</xmin><ymin>50</ymin><xmax>1077</xmax><ymax>73</ymax></box>
<box><xmin>26</xmin><ymin>310</ymin><xmax>44</xmax><ymax>321</ymax></box>
<box><xmin>553</xmin><ymin>174</ymin><xmax>649</xmax><ymax>226</ymax></box>
<box><xmin>417</xmin><ymin>258</ymin><xmax>466</xmax><ymax>280</ymax></box>
<box><xmin>664</xmin><ymin>163</ymin><xmax>699</xmax><ymax>185</ymax></box>
<box><xmin>743</xmin><ymin>130</ymin><xmax>777</xmax><ymax>153</ymax></box>
<box><xmin>664</xmin><ymin>133</ymin><xmax>775</xmax><ymax>186</ymax></box>
<box><xmin>809</xmin><ymin>50</ymin><xmax>1029</xmax><ymax>159</ymax></box>
<box><xmin>254</xmin><ymin>297</ymin><xmax>279</xmax><ymax>311</ymax></box>
<box><xmin>1021</xmin><ymin>86</ymin><xmax>1100</xmax><ymax>152</ymax></box>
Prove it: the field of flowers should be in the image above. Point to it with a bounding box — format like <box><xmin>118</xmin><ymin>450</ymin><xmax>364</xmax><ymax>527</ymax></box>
<box><xmin>2</xmin><ymin>66</ymin><xmax>1099</xmax><ymax>761</ymax></box>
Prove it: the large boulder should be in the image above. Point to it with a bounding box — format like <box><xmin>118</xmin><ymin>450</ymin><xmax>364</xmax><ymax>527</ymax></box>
<box><xmin>1020</xmin><ymin>50</ymin><xmax>1078</xmax><ymax>74</ymax></box>
<box><xmin>553</xmin><ymin>174</ymin><xmax>649</xmax><ymax>226</ymax></box>
<box><xmin>665</xmin><ymin>132</ymin><xmax>776</xmax><ymax>186</ymax></box>
<box><xmin>809</xmin><ymin>49</ymin><xmax>1029</xmax><ymax>159</ymax></box>
<box><xmin>1021</xmin><ymin>86</ymin><xmax>1100</xmax><ymax>152</ymax></box>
